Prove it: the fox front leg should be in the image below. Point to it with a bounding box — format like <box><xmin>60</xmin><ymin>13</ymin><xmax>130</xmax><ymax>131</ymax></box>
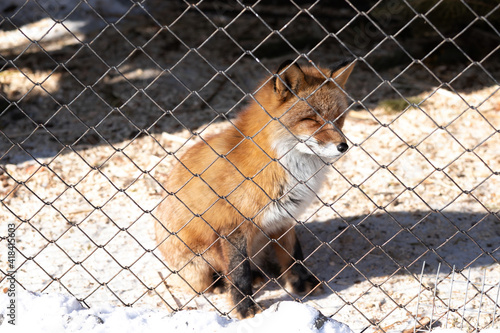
<box><xmin>272</xmin><ymin>228</ymin><xmax>323</xmax><ymax>295</ymax></box>
<box><xmin>222</xmin><ymin>230</ymin><xmax>262</xmax><ymax>319</ymax></box>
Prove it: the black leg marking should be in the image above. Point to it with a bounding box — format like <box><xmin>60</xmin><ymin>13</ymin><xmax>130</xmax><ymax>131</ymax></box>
<box><xmin>288</xmin><ymin>235</ymin><xmax>322</xmax><ymax>294</ymax></box>
<box><xmin>225</xmin><ymin>232</ymin><xmax>260</xmax><ymax>318</ymax></box>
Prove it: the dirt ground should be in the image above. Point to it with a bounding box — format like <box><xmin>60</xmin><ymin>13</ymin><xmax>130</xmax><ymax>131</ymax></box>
<box><xmin>1</xmin><ymin>2</ymin><xmax>499</xmax><ymax>332</ymax></box>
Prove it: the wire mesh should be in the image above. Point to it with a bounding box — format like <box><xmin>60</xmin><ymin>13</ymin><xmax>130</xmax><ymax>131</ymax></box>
<box><xmin>0</xmin><ymin>0</ymin><xmax>499</xmax><ymax>331</ymax></box>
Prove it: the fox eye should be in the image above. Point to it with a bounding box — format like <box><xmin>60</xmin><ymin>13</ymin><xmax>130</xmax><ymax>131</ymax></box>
<box><xmin>301</xmin><ymin>117</ymin><xmax>318</xmax><ymax>123</ymax></box>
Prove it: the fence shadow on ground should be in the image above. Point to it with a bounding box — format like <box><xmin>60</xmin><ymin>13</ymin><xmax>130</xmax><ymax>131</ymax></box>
<box><xmin>296</xmin><ymin>210</ymin><xmax>499</xmax><ymax>292</ymax></box>
<box><xmin>245</xmin><ymin>210</ymin><xmax>499</xmax><ymax>316</ymax></box>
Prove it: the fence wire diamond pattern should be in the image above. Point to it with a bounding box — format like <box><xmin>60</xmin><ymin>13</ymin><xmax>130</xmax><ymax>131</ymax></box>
<box><xmin>0</xmin><ymin>0</ymin><xmax>499</xmax><ymax>331</ymax></box>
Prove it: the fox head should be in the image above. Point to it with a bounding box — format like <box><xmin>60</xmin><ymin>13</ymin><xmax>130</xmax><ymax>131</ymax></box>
<box><xmin>263</xmin><ymin>59</ymin><xmax>355</xmax><ymax>161</ymax></box>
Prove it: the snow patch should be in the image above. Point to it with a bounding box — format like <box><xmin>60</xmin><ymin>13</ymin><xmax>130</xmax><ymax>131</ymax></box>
<box><xmin>0</xmin><ymin>289</ymin><xmax>353</xmax><ymax>333</ymax></box>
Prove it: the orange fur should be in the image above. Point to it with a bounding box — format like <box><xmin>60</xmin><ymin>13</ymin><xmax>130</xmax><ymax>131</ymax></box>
<box><xmin>154</xmin><ymin>60</ymin><xmax>355</xmax><ymax>318</ymax></box>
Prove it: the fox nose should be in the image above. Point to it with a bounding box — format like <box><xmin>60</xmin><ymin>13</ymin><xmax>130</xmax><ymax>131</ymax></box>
<box><xmin>337</xmin><ymin>142</ymin><xmax>348</xmax><ymax>153</ymax></box>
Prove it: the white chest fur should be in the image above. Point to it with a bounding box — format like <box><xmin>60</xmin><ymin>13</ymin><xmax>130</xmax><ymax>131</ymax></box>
<box><xmin>260</xmin><ymin>148</ymin><xmax>327</xmax><ymax>234</ymax></box>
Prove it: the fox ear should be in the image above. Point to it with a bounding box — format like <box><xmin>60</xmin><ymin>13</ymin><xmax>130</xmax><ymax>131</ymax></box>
<box><xmin>330</xmin><ymin>59</ymin><xmax>355</xmax><ymax>88</ymax></box>
<box><xmin>274</xmin><ymin>60</ymin><xmax>305</xmax><ymax>101</ymax></box>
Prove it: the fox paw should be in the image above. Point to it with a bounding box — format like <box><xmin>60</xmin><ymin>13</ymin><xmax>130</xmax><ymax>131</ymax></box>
<box><xmin>233</xmin><ymin>301</ymin><xmax>263</xmax><ymax>320</ymax></box>
<box><xmin>285</xmin><ymin>266</ymin><xmax>323</xmax><ymax>296</ymax></box>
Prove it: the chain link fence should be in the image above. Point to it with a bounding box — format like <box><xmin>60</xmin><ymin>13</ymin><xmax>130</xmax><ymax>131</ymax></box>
<box><xmin>1</xmin><ymin>0</ymin><xmax>499</xmax><ymax>331</ymax></box>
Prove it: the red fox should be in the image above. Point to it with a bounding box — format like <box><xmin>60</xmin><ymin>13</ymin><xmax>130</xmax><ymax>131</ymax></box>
<box><xmin>155</xmin><ymin>59</ymin><xmax>355</xmax><ymax>319</ymax></box>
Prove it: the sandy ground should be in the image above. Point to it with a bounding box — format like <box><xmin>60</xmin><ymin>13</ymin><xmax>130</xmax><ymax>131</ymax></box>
<box><xmin>1</xmin><ymin>2</ymin><xmax>499</xmax><ymax>332</ymax></box>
